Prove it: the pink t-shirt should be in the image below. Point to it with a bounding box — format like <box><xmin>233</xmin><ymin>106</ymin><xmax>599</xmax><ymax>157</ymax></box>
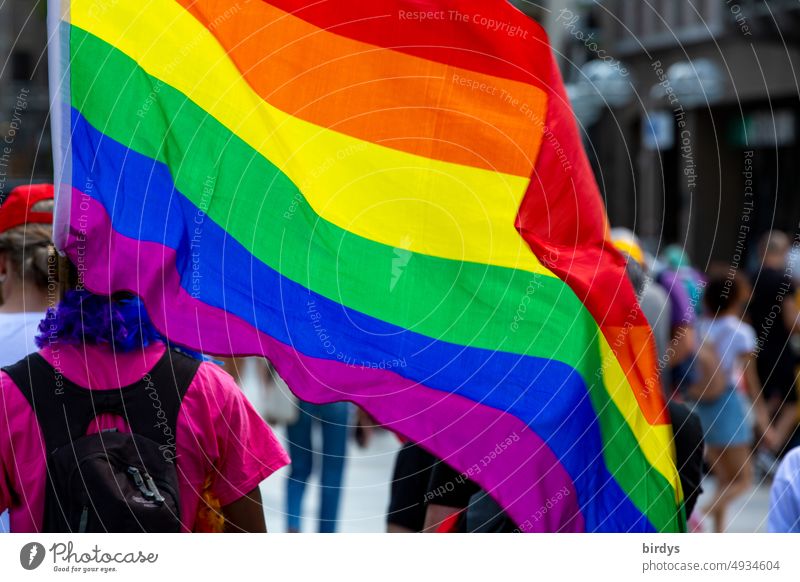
<box><xmin>0</xmin><ymin>342</ymin><xmax>289</xmax><ymax>532</ymax></box>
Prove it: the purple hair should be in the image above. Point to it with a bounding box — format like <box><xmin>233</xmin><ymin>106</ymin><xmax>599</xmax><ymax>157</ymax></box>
<box><xmin>36</xmin><ymin>290</ymin><xmax>164</xmax><ymax>352</ymax></box>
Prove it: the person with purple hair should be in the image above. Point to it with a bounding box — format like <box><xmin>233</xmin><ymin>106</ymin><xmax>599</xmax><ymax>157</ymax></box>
<box><xmin>0</xmin><ymin>268</ymin><xmax>289</xmax><ymax>532</ymax></box>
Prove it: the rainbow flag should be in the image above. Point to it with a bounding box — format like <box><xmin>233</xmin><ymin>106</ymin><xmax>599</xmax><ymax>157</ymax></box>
<box><xmin>49</xmin><ymin>0</ymin><xmax>683</xmax><ymax>531</ymax></box>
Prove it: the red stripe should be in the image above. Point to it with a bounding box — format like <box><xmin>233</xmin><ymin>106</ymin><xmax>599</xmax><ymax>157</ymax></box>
<box><xmin>515</xmin><ymin>45</ymin><xmax>670</xmax><ymax>426</ymax></box>
<box><xmin>435</xmin><ymin>511</ymin><xmax>463</xmax><ymax>533</ymax></box>
<box><xmin>263</xmin><ymin>0</ymin><xmax>551</xmax><ymax>86</ymax></box>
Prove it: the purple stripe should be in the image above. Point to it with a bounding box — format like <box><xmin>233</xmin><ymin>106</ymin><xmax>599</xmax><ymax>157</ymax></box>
<box><xmin>66</xmin><ymin>191</ymin><xmax>584</xmax><ymax>531</ymax></box>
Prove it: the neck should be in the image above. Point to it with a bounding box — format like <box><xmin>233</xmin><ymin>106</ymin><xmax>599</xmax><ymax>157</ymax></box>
<box><xmin>0</xmin><ymin>286</ymin><xmax>50</xmax><ymax>314</ymax></box>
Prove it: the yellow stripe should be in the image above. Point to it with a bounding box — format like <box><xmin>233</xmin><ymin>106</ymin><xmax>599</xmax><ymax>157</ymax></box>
<box><xmin>599</xmin><ymin>340</ymin><xmax>681</xmax><ymax>499</ymax></box>
<box><xmin>72</xmin><ymin>0</ymin><xmax>551</xmax><ymax>276</ymax></box>
<box><xmin>70</xmin><ymin>0</ymin><xmax>680</xmax><ymax>492</ymax></box>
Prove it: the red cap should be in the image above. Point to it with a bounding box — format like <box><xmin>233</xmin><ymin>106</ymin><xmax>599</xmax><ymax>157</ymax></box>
<box><xmin>0</xmin><ymin>184</ymin><xmax>54</xmax><ymax>234</ymax></box>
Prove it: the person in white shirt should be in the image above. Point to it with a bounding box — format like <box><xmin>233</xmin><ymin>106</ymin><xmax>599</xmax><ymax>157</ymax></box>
<box><xmin>692</xmin><ymin>271</ymin><xmax>772</xmax><ymax>532</ymax></box>
<box><xmin>769</xmin><ymin>447</ymin><xmax>800</xmax><ymax>532</ymax></box>
<box><xmin>0</xmin><ymin>184</ymin><xmax>55</xmax><ymax>532</ymax></box>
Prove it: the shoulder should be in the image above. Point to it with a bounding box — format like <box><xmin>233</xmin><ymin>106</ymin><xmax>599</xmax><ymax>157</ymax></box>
<box><xmin>182</xmin><ymin>359</ymin><xmax>244</xmax><ymax>409</ymax></box>
<box><xmin>733</xmin><ymin>320</ymin><xmax>757</xmax><ymax>346</ymax></box>
<box><xmin>776</xmin><ymin>447</ymin><xmax>800</xmax><ymax>480</ymax></box>
<box><xmin>644</xmin><ymin>279</ymin><xmax>669</xmax><ymax>299</ymax></box>
<box><xmin>192</xmin><ymin>360</ymin><xmax>238</xmax><ymax>390</ymax></box>
<box><xmin>0</xmin><ymin>369</ymin><xmax>35</xmax><ymax>430</ymax></box>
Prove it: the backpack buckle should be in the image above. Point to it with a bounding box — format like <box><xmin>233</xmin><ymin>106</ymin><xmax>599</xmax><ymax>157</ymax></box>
<box><xmin>127</xmin><ymin>467</ymin><xmax>155</xmax><ymax>501</ymax></box>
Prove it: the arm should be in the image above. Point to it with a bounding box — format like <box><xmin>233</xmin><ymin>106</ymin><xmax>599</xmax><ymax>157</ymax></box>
<box><xmin>423</xmin><ymin>504</ymin><xmax>462</xmax><ymax>532</ymax></box>
<box><xmin>422</xmin><ymin>461</ymin><xmax>479</xmax><ymax>532</ymax></box>
<box><xmin>200</xmin><ymin>363</ymin><xmax>290</xmax><ymax>532</ymax></box>
<box><xmin>222</xmin><ymin>487</ymin><xmax>267</xmax><ymax>533</ymax></box>
<box><xmin>354</xmin><ymin>407</ymin><xmax>376</xmax><ymax>448</ymax></box>
<box><xmin>782</xmin><ymin>297</ymin><xmax>800</xmax><ymax>335</ymax></box>
<box><xmin>0</xmin><ymin>374</ymin><xmax>14</xmax><ymax>519</ymax></box>
<box><xmin>741</xmin><ymin>352</ymin><xmax>778</xmax><ymax>449</ymax></box>
<box><xmin>683</xmin><ymin>344</ymin><xmax>725</xmax><ymax>402</ymax></box>
<box><xmin>668</xmin><ymin>325</ymin><xmax>695</xmax><ymax>366</ymax></box>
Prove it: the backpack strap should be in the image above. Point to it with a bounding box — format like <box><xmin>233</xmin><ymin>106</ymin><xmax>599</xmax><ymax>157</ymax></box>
<box><xmin>2</xmin><ymin>349</ymin><xmax>200</xmax><ymax>455</ymax></box>
<box><xmin>121</xmin><ymin>349</ymin><xmax>200</xmax><ymax>456</ymax></box>
<box><xmin>3</xmin><ymin>353</ymin><xmax>77</xmax><ymax>454</ymax></box>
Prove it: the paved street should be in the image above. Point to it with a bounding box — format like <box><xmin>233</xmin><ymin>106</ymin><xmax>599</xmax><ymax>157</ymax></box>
<box><xmin>695</xmin><ymin>478</ymin><xmax>772</xmax><ymax>533</ymax></box>
<box><xmin>261</xmin><ymin>428</ymin><xmax>401</xmax><ymax>533</ymax></box>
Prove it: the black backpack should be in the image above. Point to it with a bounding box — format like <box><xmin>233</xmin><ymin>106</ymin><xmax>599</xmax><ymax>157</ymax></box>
<box><xmin>2</xmin><ymin>348</ymin><xmax>200</xmax><ymax>532</ymax></box>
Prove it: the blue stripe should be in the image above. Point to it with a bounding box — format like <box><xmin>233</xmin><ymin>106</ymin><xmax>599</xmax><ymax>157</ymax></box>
<box><xmin>70</xmin><ymin>107</ymin><xmax>653</xmax><ymax>531</ymax></box>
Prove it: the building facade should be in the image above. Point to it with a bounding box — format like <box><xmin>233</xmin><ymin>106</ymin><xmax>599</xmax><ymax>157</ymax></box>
<box><xmin>0</xmin><ymin>1</ymin><xmax>51</xmax><ymax>200</ymax></box>
<box><xmin>565</xmin><ymin>0</ymin><xmax>800</xmax><ymax>266</ymax></box>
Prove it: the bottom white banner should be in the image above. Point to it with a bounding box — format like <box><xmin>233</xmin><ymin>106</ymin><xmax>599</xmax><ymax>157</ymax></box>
<box><xmin>0</xmin><ymin>534</ymin><xmax>797</xmax><ymax>581</ymax></box>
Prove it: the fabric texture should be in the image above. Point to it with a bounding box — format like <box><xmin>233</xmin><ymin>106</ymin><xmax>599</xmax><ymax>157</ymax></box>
<box><xmin>49</xmin><ymin>0</ymin><xmax>683</xmax><ymax>531</ymax></box>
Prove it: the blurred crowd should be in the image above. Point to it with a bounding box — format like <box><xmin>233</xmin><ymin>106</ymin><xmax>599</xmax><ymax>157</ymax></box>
<box><xmin>612</xmin><ymin>228</ymin><xmax>800</xmax><ymax>533</ymax></box>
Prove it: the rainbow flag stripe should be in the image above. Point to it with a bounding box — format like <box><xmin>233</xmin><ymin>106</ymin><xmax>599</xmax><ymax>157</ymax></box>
<box><xmin>49</xmin><ymin>0</ymin><xmax>684</xmax><ymax>531</ymax></box>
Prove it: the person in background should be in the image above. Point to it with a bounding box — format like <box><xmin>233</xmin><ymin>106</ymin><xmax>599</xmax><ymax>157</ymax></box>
<box><xmin>0</xmin><ymin>184</ymin><xmax>56</xmax><ymax>533</ymax></box>
<box><xmin>285</xmin><ymin>401</ymin><xmax>351</xmax><ymax>532</ymax></box>
<box><xmin>768</xmin><ymin>446</ymin><xmax>800</xmax><ymax>532</ymax></box>
<box><xmin>387</xmin><ymin>443</ymin><xmax>440</xmax><ymax>532</ymax></box>
<box><xmin>0</xmin><ymin>278</ymin><xmax>289</xmax><ymax>532</ymax></box>
<box><xmin>661</xmin><ymin>245</ymin><xmax>706</xmax><ymax>317</ymax></box>
<box><xmin>749</xmin><ymin>232</ymin><xmax>800</xmax><ymax>457</ymax></box>
<box><xmin>656</xmin><ymin>259</ymin><xmax>700</xmax><ymax>395</ymax></box>
<box><xmin>692</xmin><ymin>272</ymin><xmax>771</xmax><ymax>532</ymax></box>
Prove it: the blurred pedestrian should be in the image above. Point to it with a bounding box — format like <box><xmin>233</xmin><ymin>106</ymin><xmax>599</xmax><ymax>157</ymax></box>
<box><xmin>387</xmin><ymin>442</ymin><xmax>438</xmax><ymax>532</ymax></box>
<box><xmin>656</xmin><ymin>259</ymin><xmax>700</xmax><ymax>395</ymax></box>
<box><xmin>749</xmin><ymin>232</ymin><xmax>800</xmax><ymax>455</ymax></box>
<box><xmin>693</xmin><ymin>272</ymin><xmax>770</xmax><ymax>532</ymax></box>
<box><xmin>0</xmin><ymin>184</ymin><xmax>56</xmax><ymax>533</ymax></box>
<box><xmin>285</xmin><ymin>401</ymin><xmax>351</xmax><ymax>532</ymax></box>
<box><xmin>660</xmin><ymin>245</ymin><xmax>706</xmax><ymax>317</ymax></box>
<box><xmin>768</xmin><ymin>446</ymin><xmax>800</xmax><ymax>532</ymax></box>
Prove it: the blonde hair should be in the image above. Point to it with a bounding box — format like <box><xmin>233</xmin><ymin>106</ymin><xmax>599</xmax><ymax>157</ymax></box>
<box><xmin>0</xmin><ymin>199</ymin><xmax>55</xmax><ymax>292</ymax></box>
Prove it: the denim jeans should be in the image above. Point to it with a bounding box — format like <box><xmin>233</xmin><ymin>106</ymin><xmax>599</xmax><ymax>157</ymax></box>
<box><xmin>286</xmin><ymin>401</ymin><xmax>350</xmax><ymax>533</ymax></box>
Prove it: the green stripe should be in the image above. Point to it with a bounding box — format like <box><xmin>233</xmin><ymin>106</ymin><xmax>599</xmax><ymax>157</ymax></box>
<box><xmin>69</xmin><ymin>25</ymin><xmax>680</xmax><ymax>530</ymax></box>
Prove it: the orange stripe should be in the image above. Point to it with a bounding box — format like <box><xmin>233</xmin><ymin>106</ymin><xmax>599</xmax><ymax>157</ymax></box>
<box><xmin>605</xmin><ymin>326</ymin><xmax>668</xmax><ymax>426</ymax></box>
<box><xmin>175</xmin><ymin>0</ymin><xmax>546</xmax><ymax>177</ymax></box>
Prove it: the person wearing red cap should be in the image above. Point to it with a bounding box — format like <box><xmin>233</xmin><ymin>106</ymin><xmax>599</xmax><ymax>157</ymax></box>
<box><xmin>0</xmin><ymin>183</ymin><xmax>55</xmax><ymax>532</ymax></box>
<box><xmin>0</xmin><ymin>183</ymin><xmax>54</xmax><ymax>357</ymax></box>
